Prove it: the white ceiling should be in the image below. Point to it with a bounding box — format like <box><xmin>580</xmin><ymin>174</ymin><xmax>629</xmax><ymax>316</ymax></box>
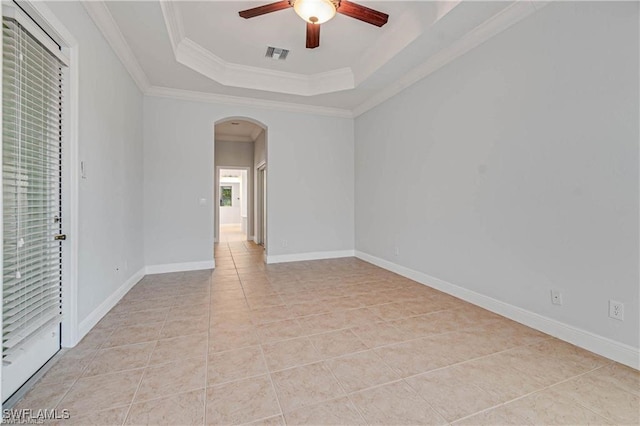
<box><xmin>179</xmin><ymin>1</ymin><xmax>435</xmax><ymax>75</ymax></box>
<box><xmin>88</xmin><ymin>1</ymin><xmax>545</xmax><ymax>116</ymax></box>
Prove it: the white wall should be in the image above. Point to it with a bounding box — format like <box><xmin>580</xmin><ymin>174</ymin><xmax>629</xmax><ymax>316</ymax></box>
<box><xmin>355</xmin><ymin>1</ymin><xmax>639</xmax><ymax>352</ymax></box>
<box><xmin>144</xmin><ymin>98</ymin><xmax>354</xmax><ymax>266</ymax></box>
<box><xmin>44</xmin><ymin>2</ymin><xmax>145</xmax><ymax>326</ymax></box>
<box><xmin>219</xmin><ymin>182</ymin><xmax>241</xmax><ymax>225</ymax></box>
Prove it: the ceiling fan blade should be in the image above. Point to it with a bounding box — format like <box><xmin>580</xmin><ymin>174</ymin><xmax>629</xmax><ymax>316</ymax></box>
<box><xmin>306</xmin><ymin>22</ymin><xmax>320</xmax><ymax>49</ymax></box>
<box><xmin>239</xmin><ymin>1</ymin><xmax>292</xmax><ymax>19</ymax></box>
<box><xmin>337</xmin><ymin>0</ymin><xmax>388</xmax><ymax>27</ymax></box>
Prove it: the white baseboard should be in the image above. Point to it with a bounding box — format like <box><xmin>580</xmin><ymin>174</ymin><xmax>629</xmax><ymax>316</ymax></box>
<box><xmin>77</xmin><ymin>267</ymin><xmax>145</xmax><ymax>340</ymax></box>
<box><xmin>145</xmin><ymin>260</ymin><xmax>215</xmax><ymax>274</ymax></box>
<box><xmin>355</xmin><ymin>250</ymin><xmax>639</xmax><ymax>370</ymax></box>
<box><xmin>267</xmin><ymin>250</ymin><xmax>355</xmax><ymax>264</ymax></box>
<box><xmin>75</xmin><ymin>260</ymin><xmax>215</xmax><ymax>344</ymax></box>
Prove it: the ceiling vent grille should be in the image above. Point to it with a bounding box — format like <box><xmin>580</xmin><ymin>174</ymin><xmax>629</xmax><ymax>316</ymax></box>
<box><xmin>265</xmin><ymin>46</ymin><xmax>289</xmax><ymax>60</ymax></box>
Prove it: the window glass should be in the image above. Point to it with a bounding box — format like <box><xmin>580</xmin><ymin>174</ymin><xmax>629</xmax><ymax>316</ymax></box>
<box><xmin>221</xmin><ymin>186</ymin><xmax>232</xmax><ymax>206</ymax></box>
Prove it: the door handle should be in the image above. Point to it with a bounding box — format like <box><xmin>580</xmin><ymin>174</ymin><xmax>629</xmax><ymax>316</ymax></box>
<box><xmin>54</xmin><ymin>234</ymin><xmax>67</xmax><ymax>241</ymax></box>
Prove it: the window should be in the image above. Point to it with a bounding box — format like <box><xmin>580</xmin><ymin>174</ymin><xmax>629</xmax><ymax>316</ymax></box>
<box><xmin>220</xmin><ymin>186</ymin><xmax>232</xmax><ymax>206</ymax></box>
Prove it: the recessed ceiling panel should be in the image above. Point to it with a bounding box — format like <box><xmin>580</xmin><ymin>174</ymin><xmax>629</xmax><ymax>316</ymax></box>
<box><xmin>179</xmin><ymin>1</ymin><xmax>432</xmax><ymax>75</ymax></box>
<box><xmin>100</xmin><ymin>1</ymin><xmax>535</xmax><ymax>112</ymax></box>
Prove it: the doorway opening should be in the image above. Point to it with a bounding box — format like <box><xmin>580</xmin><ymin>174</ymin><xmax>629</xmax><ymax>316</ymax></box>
<box><xmin>213</xmin><ymin>117</ymin><xmax>267</xmax><ymax>262</ymax></box>
<box><xmin>217</xmin><ymin>168</ymin><xmax>250</xmax><ymax>243</ymax></box>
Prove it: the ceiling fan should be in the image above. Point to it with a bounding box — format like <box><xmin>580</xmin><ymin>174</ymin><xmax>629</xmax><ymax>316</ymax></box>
<box><xmin>238</xmin><ymin>0</ymin><xmax>389</xmax><ymax>49</ymax></box>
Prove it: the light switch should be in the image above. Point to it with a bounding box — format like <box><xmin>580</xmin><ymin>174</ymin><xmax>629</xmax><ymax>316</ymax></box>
<box><xmin>199</xmin><ymin>198</ymin><xmax>207</xmax><ymax>206</ymax></box>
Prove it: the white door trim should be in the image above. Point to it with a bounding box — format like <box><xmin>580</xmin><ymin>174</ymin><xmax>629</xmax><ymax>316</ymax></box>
<box><xmin>255</xmin><ymin>163</ymin><xmax>267</xmax><ymax>258</ymax></box>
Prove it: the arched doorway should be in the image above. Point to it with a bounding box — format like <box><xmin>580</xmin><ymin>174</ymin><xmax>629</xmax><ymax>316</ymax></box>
<box><xmin>213</xmin><ymin>117</ymin><xmax>268</xmax><ymax>262</ymax></box>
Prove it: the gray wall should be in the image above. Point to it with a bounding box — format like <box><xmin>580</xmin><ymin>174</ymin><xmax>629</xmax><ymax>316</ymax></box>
<box><xmin>355</xmin><ymin>2</ymin><xmax>639</xmax><ymax>348</ymax></box>
<box><xmin>215</xmin><ymin>140</ymin><xmax>254</xmax><ymax>168</ymax></box>
<box><xmin>46</xmin><ymin>2</ymin><xmax>145</xmax><ymax>323</ymax></box>
<box><xmin>144</xmin><ymin>97</ymin><xmax>354</xmax><ymax>266</ymax></box>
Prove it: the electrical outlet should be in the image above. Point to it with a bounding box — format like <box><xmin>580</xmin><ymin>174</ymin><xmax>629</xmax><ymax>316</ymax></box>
<box><xmin>394</xmin><ymin>247</ymin><xmax>400</xmax><ymax>257</ymax></box>
<box><xmin>551</xmin><ymin>289</ymin><xmax>563</xmax><ymax>305</ymax></box>
<box><xmin>281</xmin><ymin>239</ymin><xmax>288</xmax><ymax>248</ymax></box>
<box><xmin>609</xmin><ymin>300</ymin><xmax>624</xmax><ymax>321</ymax></box>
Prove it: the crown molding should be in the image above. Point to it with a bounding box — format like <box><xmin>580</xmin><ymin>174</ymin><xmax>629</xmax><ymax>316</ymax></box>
<box><xmin>352</xmin><ymin>2</ymin><xmax>465</xmax><ymax>86</ymax></box>
<box><xmin>82</xmin><ymin>0</ymin><xmax>549</xmax><ymax>120</ymax></box>
<box><xmin>159</xmin><ymin>0</ymin><xmax>184</xmax><ymax>51</ymax></box>
<box><xmin>82</xmin><ymin>1</ymin><xmax>150</xmax><ymax>92</ymax></box>
<box><xmin>176</xmin><ymin>37</ymin><xmax>354</xmax><ymax>96</ymax></box>
<box><xmin>352</xmin><ymin>0</ymin><xmax>543</xmax><ymax>117</ymax></box>
<box><xmin>145</xmin><ymin>86</ymin><xmax>354</xmax><ymax>118</ymax></box>
<box><xmin>161</xmin><ymin>2</ymin><xmax>355</xmax><ymax>96</ymax></box>
<box><xmin>352</xmin><ymin>8</ymin><xmax>430</xmax><ymax>86</ymax></box>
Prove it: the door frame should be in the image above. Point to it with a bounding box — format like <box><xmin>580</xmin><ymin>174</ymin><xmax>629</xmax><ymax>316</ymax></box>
<box><xmin>0</xmin><ymin>0</ymin><xmax>80</xmax><ymax>402</ymax></box>
<box><xmin>212</xmin><ymin>116</ymin><xmax>268</xmax><ymax>262</ymax></box>
<box><xmin>215</xmin><ymin>166</ymin><xmax>252</xmax><ymax>245</ymax></box>
<box><xmin>256</xmin><ymin>162</ymin><xmax>267</xmax><ymax>253</ymax></box>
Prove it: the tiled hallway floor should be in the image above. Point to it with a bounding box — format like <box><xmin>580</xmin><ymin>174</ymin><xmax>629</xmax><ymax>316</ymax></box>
<box><xmin>14</xmin><ymin>241</ymin><xmax>639</xmax><ymax>425</ymax></box>
<box><xmin>219</xmin><ymin>224</ymin><xmax>247</xmax><ymax>243</ymax></box>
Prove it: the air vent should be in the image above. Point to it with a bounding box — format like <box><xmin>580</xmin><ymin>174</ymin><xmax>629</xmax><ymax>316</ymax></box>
<box><xmin>265</xmin><ymin>46</ymin><xmax>289</xmax><ymax>60</ymax></box>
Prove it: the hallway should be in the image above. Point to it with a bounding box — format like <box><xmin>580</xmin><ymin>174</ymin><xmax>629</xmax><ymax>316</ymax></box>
<box><xmin>10</xmin><ymin>247</ymin><xmax>638</xmax><ymax>425</ymax></box>
<box><xmin>219</xmin><ymin>224</ymin><xmax>248</xmax><ymax>243</ymax></box>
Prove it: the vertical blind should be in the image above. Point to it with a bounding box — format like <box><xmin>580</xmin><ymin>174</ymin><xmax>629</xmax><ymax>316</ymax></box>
<box><xmin>2</xmin><ymin>15</ymin><xmax>64</xmax><ymax>359</ymax></box>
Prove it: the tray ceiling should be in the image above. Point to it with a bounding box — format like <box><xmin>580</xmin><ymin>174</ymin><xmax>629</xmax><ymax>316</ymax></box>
<box><xmin>85</xmin><ymin>1</ymin><xmax>546</xmax><ymax>116</ymax></box>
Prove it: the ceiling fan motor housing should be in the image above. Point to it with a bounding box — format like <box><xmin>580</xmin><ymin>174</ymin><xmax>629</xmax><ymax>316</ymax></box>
<box><xmin>288</xmin><ymin>0</ymin><xmax>341</xmax><ymax>9</ymax></box>
<box><xmin>290</xmin><ymin>0</ymin><xmax>341</xmax><ymax>24</ymax></box>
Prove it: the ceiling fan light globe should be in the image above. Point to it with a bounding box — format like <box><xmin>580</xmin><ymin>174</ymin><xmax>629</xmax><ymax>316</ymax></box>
<box><xmin>293</xmin><ymin>0</ymin><xmax>337</xmax><ymax>24</ymax></box>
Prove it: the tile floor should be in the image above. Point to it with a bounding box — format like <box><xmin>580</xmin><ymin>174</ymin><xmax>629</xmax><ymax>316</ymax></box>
<box><xmin>219</xmin><ymin>224</ymin><xmax>247</xmax><ymax>243</ymax></box>
<box><xmin>13</xmin><ymin>241</ymin><xmax>640</xmax><ymax>425</ymax></box>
